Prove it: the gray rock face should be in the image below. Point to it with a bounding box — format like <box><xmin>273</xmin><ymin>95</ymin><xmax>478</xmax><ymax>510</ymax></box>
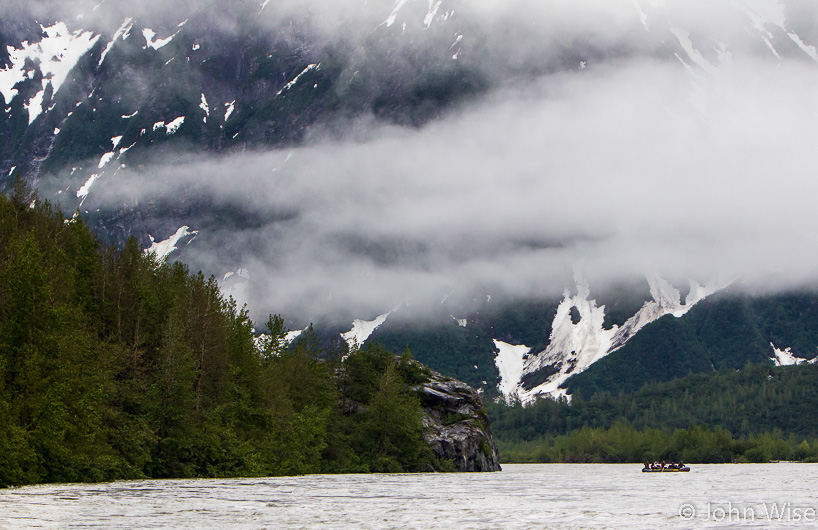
<box><xmin>415</xmin><ymin>371</ymin><xmax>501</xmax><ymax>472</ymax></box>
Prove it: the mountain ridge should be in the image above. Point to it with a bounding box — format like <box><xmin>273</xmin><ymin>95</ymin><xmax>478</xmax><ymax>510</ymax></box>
<box><xmin>4</xmin><ymin>0</ymin><xmax>818</xmax><ymax>406</ymax></box>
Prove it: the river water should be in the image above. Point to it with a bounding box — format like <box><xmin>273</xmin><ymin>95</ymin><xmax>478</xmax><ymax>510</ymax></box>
<box><xmin>2</xmin><ymin>463</ymin><xmax>817</xmax><ymax>529</ymax></box>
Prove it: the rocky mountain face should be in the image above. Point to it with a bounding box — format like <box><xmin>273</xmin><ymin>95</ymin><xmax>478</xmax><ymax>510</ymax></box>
<box><xmin>1</xmin><ymin>0</ymin><xmax>483</xmax><ymax>258</ymax></box>
<box><xmin>417</xmin><ymin>370</ymin><xmax>501</xmax><ymax>472</ymax></box>
<box><xmin>1</xmin><ymin>1</ymin><xmax>473</xmax><ymax>185</ymax></box>
<box><xmin>6</xmin><ymin>0</ymin><xmax>816</xmax><ymax>232</ymax></box>
<box><xmin>4</xmin><ymin>0</ymin><xmax>818</xmax><ymax>406</ymax></box>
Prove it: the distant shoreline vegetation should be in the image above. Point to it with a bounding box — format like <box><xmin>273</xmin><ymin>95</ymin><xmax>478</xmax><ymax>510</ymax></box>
<box><xmin>0</xmin><ymin>182</ymin><xmax>454</xmax><ymax>488</ymax></box>
<box><xmin>490</xmin><ymin>362</ymin><xmax>818</xmax><ymax>464</ymax></box>
<box><xmin>496</xmin><ymin>423</ymin><xmax>818</xmax><ymax>465</ymax></box>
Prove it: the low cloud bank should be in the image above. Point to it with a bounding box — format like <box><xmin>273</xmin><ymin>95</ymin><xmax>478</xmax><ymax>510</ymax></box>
<box><xmin>91</xmin><ymin>48</ymin><xmax>818</xmax><ymax>322</ymax></box>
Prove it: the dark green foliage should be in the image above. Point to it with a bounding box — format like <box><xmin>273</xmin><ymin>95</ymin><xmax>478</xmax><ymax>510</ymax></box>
<box><xmin>442</xmin><ymin>412</ymin><xmax>473</xmax><ymax>426</ymax></box>
<box><xmin>372</xmin><ymin>315</ymin><xmax>498</xmax><ymax>392</ymax></box>
<box><xmin>753</xmin><ymin>294</ymin><xmax>818</xmax><ymax>353</ymax></box>
<box><xmin>351</xmin><ymin>363</ymin><xmax>433</xmax><ymax>472</ymax></box>
<box><xmin>395</xmin><ymin>348</ymin><xmax>433</xmax><ymax>385</ymax></box>
<box><xmin>565</xmin><ymin>314</ymin><xmax>711</xmax><ymax>397</ymax></box>
<box><xmin>374</xmin><ymin>282</ymin><xmax>818</xmax><ymax>404</ymax></box>
<box><xmin>491</xmin><ymin>362</ymin><xmax>818</xmax><ymax>463</ymax></box>
<box><xmin>0</xmin><ymin>184</ymin><xmax>442</xmax><ymax>487</ymax></box>
<box><xmin>372</xmin><ymin>296</ymin><xmax>562</xmax><ymax>394</ymax></box>
<box><xmin>330</xmin><ymin>343</ymin><xmax>436</xmax><ymax>473</ymax></box>
<box><xmin>495</xmin><ymin>423</ymin><xmax>818</xmax><ymax>465</ymax></box>
<box><xmin>565</xmin><ymin>290</ymin><xmax>818</xmax><ymax>397</ymax></box>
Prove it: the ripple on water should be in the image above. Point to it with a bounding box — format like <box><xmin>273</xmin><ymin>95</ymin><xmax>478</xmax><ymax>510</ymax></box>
<box><xmin>2</xmin><ymin>464</ymin><xmax>818</xmax><ymax>529</ymax></box>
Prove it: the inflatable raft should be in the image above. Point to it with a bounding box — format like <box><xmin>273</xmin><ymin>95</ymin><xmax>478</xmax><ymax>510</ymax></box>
<box><xmin>642</xmin><ymin>466</ymin><xmax>690</xmax><ymax>472</ymax></box>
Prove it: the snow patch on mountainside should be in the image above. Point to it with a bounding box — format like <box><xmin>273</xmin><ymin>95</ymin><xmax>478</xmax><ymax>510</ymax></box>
<box><xmin>493</xmin><ymin>340</ymin><xmax>530</xmax><ymax>403</ymax></box>
<box><xmin>744</xmin><ymin>7</ymin><xmax>783</xmax><ymax>59</ymax></box>
<box><xmin>770</xmin><ymin>343</ymin><xmax>817</xmax><ymax>366</ymax></box>
<box><xmin>342</xmin><ymin>311</ymin><xmax>391</xmax><ymax>348</ymax></box>
<box><xmin>276</xmin><ymin>64</ymin><xmax>320</xmax><ymax>96</ymax></box>
<box><xmin>200</xmin><ymin>93</ymin><xmax>210</xmax><ymax>123</ymax></box>
<box><xmin>0</xmin><ymin>22</ymin><xmax>99</xmax><ymax>125</ymax></box>
<box><xmin>738</xmin><ymin>0</ymin><xmax>786</xmax><ymax>33</ymax></box>
<box><xmin>424</xmin><ymin>1</ymin><xmax>443</xmax><ymax>28</ymax></box>
<box><xmin>142</xmin><ymin>26</ymin><xmax>182</xmax><ymax>50</ymax></box>
<box><xmin>513</xmin><ymin>277</ymin><xmax>617</xmax><ymax>404</ymax></box>
<box><xmin>670</xmin><ymin>27</ymin><xmax>716</xmax><ymax>74</ymax></box>
<box><xmin>23</xmin><ymin>92</ymin><xmax>46</xmax><ymax>126</ymax></box>
<box><xmin>146</xmin><ymin>225</ymin><xmax>197</xmax><ymax>261</ymax></box>
<box><xmin>221</xmin><ymin>268</ymin><xmax>250</xmax><ymax>305</ymax></box>
<box><xmin>76</xmin><ymin>174</ymin><xmax>100</xmax><ymax>201</ymax></box>
<box><xmin>385</xmin><ymin>0</ymin><xmax>410</xmax><ymax>27</ymax></box>
<box><xmin>97</xmin><ymin>151</ymin><xmax>115</xmax><ymax>169</ymax></box>
<box><xmin>152</xmin><ymin>116</ymin><xmax>185</xmax><ymax>135</ymax></box>
<box><xmin>787</xmin><ymin>32</ymin><xmax>818</xmax><ymax>63</ymax></box>
<box><xmin>449</xmin><ymin>34</ymin><xmax>463</xmax><ymax>50</ymax></box>
<box><xmin>165</xmin><ymin>116</ymin><xmax>185</xmax><ymax>134</ymax></box>
<box><xmin>384</xmin><ymin>0</ymin><xmax>451</xmax><ymax>29</ymax></box>
<box><xmin>99</xmin><ymin>18</ymin><xmax>134</xmax><ymax>66</ymax></box>
<box><xmin>503</xmin><ymin>275</ymin><xmax>730</xmax><ymax>403</ymax></box>
<box><xmin>630</xmin><ymin>0</ymin><xmax>650</xmax><ymax>30</ymax></box>
<box><xmin>222</xmin><ymin>269</ymin><xmax>250</xmax><ymax>282</ymax></box>
<box><xmin>737</xmin><ymin>0</ymin><xmax>817</xmax><ymax>62</ymax></box>
<box><xmin>252</xmin><ymin>326</ymin><xmax>308</xmax><ymax>354</ymax></box>
<box><xmin>224</xmin><ymin>100</ymin><xmax>235</xmax><ymax>122</ymax></box>
<box><xmin>285</xmin><ymin>328</ymin><xmax>306</xmax><ymax>344</ymax></box>
<box><xmin>610</xmin><ymin>275</ymin><xmax>728</xmax><ymax>348</ymax></box>
<box><xmin>651</xmin><ymin>1</ymin><xmax>818</xmax><ymax>68</ymax></box>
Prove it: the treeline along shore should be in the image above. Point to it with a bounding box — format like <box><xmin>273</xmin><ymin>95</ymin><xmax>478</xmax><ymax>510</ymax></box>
<box><xmin>4</xmin><ymin>179</ymin><xmax>817</xmax><ymax>487</ymax></box>
<box><xmin>0</xmin><ymin>181</ymin><xmax>495</xmax><ymax>487</ymax></box>
<box><xmin>490</xmin><ymin>362</ymin><xmax>818</xmax><ymax>464</ymax></box>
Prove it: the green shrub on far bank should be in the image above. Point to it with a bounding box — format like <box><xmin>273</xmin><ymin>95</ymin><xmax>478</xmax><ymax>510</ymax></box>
<box><xmin>497</xmin><ymin>423</ymin><xmax>818</xmax><ymax>464</ymax></box>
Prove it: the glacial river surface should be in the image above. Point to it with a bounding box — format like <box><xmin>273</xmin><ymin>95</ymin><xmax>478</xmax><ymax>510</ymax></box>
<box><xmin>2</xmin><ymin>463</ymin><xmax>818</xmax><ymax>529</ymax></box>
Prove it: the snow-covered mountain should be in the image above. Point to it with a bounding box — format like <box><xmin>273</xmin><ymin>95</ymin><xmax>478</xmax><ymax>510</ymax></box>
<box><xmin>4</xmin><ymin>0</ymin><xmax>818</xmax><ymax>404</ymax></box>
<box><xmin>5</xmin><ymin>0</ymin><xmax>818</xmax><ymax>205</ymax></box>
<box><xmin>494</xmin><ymin>274</ymin><xmax>731</xmax><ymax>403</ymax></box>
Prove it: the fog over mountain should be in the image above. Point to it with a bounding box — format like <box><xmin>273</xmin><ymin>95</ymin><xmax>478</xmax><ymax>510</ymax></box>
<box><xmin>94</xmin><ymin>57</ymin><xmax>818</xmax><ymax>321</ymax></box>
<box><xmin>4</xmin><ymin>0</ymin><xmax>818</xmax><ymax>325</ymax></box>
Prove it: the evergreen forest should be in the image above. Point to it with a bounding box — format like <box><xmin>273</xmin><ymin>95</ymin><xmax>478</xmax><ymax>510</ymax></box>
<box><xmin>0</xmin><ymin>182</ymin><xmax>441</xmax><ymax>487</ymax></box>
<box><xmin>5</xmin><ymin>179</ymin><xmax>818</xmax><ymax>487</ymax></box>
<box><xmin>490</xmin><ymin>362</ymin><xmax>818</xmax><ymax>464</ymax></box>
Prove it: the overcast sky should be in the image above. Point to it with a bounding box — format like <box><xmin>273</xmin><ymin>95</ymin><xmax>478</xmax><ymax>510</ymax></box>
<box><xmin>26</xmin><ymin>0</ymin><xmax>818</xmax><ymax>324</ymax></box>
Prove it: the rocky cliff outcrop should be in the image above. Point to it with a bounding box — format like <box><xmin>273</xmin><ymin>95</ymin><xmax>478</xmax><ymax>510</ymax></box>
<box><xmin>415</xmin><ymin>371</ymin><xmax>501</xmax><ymax>472</ymax></box>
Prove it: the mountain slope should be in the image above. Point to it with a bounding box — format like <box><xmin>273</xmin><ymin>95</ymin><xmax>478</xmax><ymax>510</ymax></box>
<box><xmin>565</xmin><ymin>289</ymin><xmax>818</xmax><ymax>397</ymax></box>
<box><xmin>4</xmin><ymin>0</ymin><xmax>818</xmax><ymax>407</ymax></box>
